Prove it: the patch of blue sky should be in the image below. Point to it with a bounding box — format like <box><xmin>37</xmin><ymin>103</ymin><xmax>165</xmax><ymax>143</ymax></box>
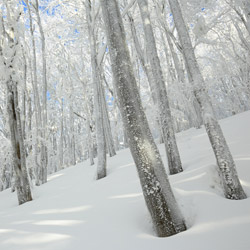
<box><xmin>47</xmin><ymin>91</ymin><xmax>51</xmax><ymax>100</ymax></box>
<box><xmin>20</xmin><ymin>0</ymin><xmax>27</xmax><ymax>12</ymax></box>
<box><xmin>106</xmin><ymin>93</ymin><xmax>114</xmax><ymax>106</ymax></box>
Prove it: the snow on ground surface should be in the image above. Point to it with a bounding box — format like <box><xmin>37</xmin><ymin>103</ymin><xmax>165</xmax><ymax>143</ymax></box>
<box><xmin>0</xmin><ymin>111</ymin><xmax>250</xmax><ymax>250</ymax></box>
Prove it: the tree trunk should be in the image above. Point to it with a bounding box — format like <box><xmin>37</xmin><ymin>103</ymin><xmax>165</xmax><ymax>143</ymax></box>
<box><xmin>7</xmin><ymin>81</ymin><xmax>33</xmax><ymax>205</ymax></box>
<box><xmin>168</xmin><ymin>0</ymin><xmax>246</xmax><ymax>199</ymax></box>
<box><xmin>100</xmin><ymin>78</ymin><xmax>116</xmax><ymax>157</ymax></box>
<box><xmin>86</xmin><ymin>1</ymin><xmax>107</xmax><ymax>179</ymax></box>
<box><xmin>25</xmin><ymin>0</ymin><xmax>44</xmax><ymax>185</ymax></box>
<box><xmin>34</xmin><ymin>0</ymin><xmax>48</xmax><ymax>184</ymax></box>
<box><xmin>100</xmin><ymin>0</ymin><xmax>186</xmax><ymax>237</ymax></box>
<box><xmin>137</xmin><ymin>0</ymin><xmax>183</xmax><ymax>175</ymax></box>
<box><xmin>59</xmin><ymin>98</ymin><xmax>64</xmax><ymax>170</ymax></box>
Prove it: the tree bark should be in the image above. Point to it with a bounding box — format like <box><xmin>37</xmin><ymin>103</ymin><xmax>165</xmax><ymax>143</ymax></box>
<box><xmin>137</xmin><ymin>0</ymin><xmax>183</xmax><ymax>175</ymax></box>
<box><xmin>100</xmin><ymin>0</ymin><xmax>186</xmax><ymax>236</ymax></box>
<box><xmin>168</xmin><ymin>0</ymin><xmax>246</xmax><ymax>199</ymax></box>
<box><xmin>86</xmin><ymin>0</ymin><xmax>107</xmax><ymax>179</ymax></box>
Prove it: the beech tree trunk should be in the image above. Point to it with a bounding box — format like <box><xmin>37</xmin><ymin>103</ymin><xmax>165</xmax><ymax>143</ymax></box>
<box><xmin>137</xmin><ymin>0</ymin><xmax>183</xmax><ymax>175</ymax></box>
<box><xmin>1</xmin><ymin>10</ymin><xmax>32</xmax><ymax>204</ymax></box>
<box><xmin>86</xmin><ymin>1</ymin><xmax>107</xmax><ymax>179</ymax></box>
<box><xmin>35</xmin><ymin>0</ymin><xmax>48</xmax><ymax>184</ymax></box>
<box><xmin>7</xmin><ymin>81</ymin><xmax>33</xmax><ymax>205</ymax></box>
<box><xmin>100</xmin><ymin>0</ymin><xmax>186</xmax><ymax>237</ymax></box>
<box><xmin>168</xmin><ymin>0</ymin><xmax>246</xmax><ymax>200</ymax></box>
<box><xmin>25</xmin><ymin>0</ymin><xmax>45</xmax><ymax>185</ymax></box>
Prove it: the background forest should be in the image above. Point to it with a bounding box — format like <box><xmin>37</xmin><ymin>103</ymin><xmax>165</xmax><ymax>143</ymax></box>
<box><xmin>0</xmin><ymin>0</ymin><xmax>250</xmax><ymax>247</ymax></box>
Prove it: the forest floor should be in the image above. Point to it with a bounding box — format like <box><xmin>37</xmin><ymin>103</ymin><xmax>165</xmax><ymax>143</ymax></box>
<box><xmin>0</xmin><ymin>111</ymin><xmax>250</xmax><ymax>250</ymax></box>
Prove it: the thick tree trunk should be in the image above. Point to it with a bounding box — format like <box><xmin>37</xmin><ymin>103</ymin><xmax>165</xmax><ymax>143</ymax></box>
<box><xmin>137</xmin><ymin>0</ymin><xmax>183</xmax><ymax>175</ymax></box>
<box><xmin>7</xmin><ymin>82</ymin><xmax>33</xmax><ymax>205</ymax></box>
<box><xmin>100</xmin><ymin>0</ymin><xmax>186</xmax><ymax>237</ymax></box>
<box><xmin>1</xmin><ymin>6</ymin><xmax>32</xmax><ymax>205</ymax></box>
<box><xmin>168</xmin><ymin>0</ymin><xmax>246</xmax><ymax>199</ymax></box>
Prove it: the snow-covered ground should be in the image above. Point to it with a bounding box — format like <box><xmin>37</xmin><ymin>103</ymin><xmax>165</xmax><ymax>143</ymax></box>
<box><xmin>0</xmin><ymin>111</ymin><xmax>250</xmax><ymax>250</ymax></box>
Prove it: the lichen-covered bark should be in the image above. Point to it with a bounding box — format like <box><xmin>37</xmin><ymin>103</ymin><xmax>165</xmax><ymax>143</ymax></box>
<box><xmin>168</xmin><ymin>0</ymin><xmax>246</xmax><ymax>199</ymax></box>
<box><xmin>100</xmin><ymin>0</ymin><xmax>186</xmax><ymax>236</ymax></box>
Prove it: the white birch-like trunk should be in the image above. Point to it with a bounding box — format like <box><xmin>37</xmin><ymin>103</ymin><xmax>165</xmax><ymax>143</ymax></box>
<box><xmin>100</xmin><ymin>0</ymin><xmax>186</xmax><ymax>236</ymax></box>
<box><xmin>168</xmin><ymin>0</ymin><xmax>246</xmax><ymax>199</ymax></box>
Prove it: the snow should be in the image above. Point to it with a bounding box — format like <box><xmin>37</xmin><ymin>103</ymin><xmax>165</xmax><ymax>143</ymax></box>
<box><xmin>1</xmin><ymin>111</ymin><xmax>250</xmax><ymax>250</ymax></box>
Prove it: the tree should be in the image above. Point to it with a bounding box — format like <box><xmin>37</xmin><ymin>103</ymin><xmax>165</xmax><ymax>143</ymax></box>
<box><xmin>100</xmin><ymin>0</ymin><xmax>186</xmax><ymax>236</ymax></box>
<box><xmin>0</xmin><ymin>5</ymin><xmax>32</xmax><ymax>205</ymax></box>
<box><xmin>86</xmin><ymin>0</ymin><xmax>107</xmax><ymax>179</ymax></box>
<box><xmin>168</xmin><ymin>0</ymin><xmax>247</xmax><ymax>200</ymax></box>
<box><xmin>136</xmin><ymin>0</ymin><xmax>183</xmax><ymax>175</ymax></box>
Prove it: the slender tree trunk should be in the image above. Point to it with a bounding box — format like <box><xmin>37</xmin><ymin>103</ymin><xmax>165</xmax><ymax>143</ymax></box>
<box><xmin>69</xmin><ymin>100</ymin><xmax>76</xmax><ymax>165</ymax></box>
<box><xmin>127</xmin><ymin>11</ymin><xmax>164</xmax><ymax>143</ymax></box>
<box><xmin>100</xmin><ymin>0</ymin><xmax>186</xmax><ymax>237</ymax></box>
<box><xmin>87</xmin><ymin>115</ymin><xmax>95</xmax><ymax>165</ymax></box>
<box><xmin>34</xmin><ymin>0</ymin><xmax>48</xmax><ymax>184</ymax></box>
<box><xmin>168</xmin><ymin>0</ymin><xmax>246</xmax><ymax>199</ymax></box>
<box><xmin>137</xmin><ymin>0</ymin><xmax>183</xmax><ymax>174</ymax></box>
<box><xmin>25</xmin><ymin>0</ymin><xmax>44</xmax><ymax>185</ymax></box>
<box><xmin>100</xmin><ymin>77</ymin><xmax>116</xmax><ymax>157</ymax></box>
<box><xmin>86</xmin><ymin>1</ymin><xmax>106</xmax><ymax>179</ymax></box>
<box><xmin>59</xmin><ymin>98</ymin><xmax>64</xmax><ymax>170</ymax></box>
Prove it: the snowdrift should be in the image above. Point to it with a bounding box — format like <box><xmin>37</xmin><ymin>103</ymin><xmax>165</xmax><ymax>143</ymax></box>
<box><xmin>0</xmin><ymin>111</ymin><xmax>250</xmax><ymax>250</ymax></box>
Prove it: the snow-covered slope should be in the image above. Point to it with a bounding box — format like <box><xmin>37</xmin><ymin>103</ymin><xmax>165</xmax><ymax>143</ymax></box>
<box><xmin>0</xmin><ymin>111</ymin><xmax>250</xmax><ymax>250</ymax></box>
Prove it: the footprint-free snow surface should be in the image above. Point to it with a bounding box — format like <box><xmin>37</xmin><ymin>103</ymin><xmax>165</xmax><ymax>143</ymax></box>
<box><xmin>1</xmin><ymin>111</ymin><xmax>250</xmax><ymax>250</ymax></box>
